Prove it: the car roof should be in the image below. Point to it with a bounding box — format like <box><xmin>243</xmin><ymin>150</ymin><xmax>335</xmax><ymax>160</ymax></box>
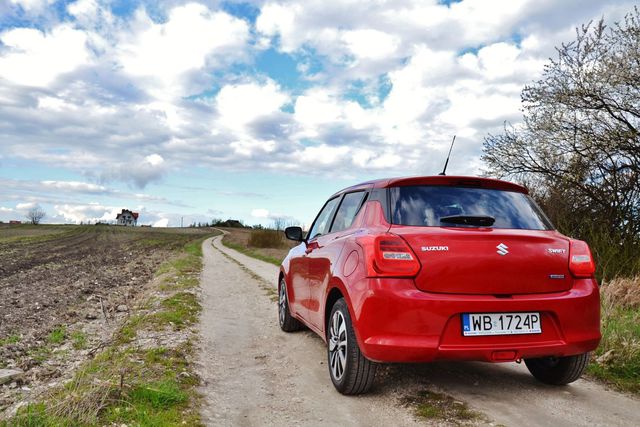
<box><xmin>331</xmin><ymin>175</ymin><xmax>528</xmax><ymax>198</ymax></box>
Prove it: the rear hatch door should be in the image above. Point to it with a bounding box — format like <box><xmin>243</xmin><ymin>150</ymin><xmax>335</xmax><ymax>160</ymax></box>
<box><xmin>393</xmin><ymin>227</ymin><xmax>571</xmax><ymax>295</ymax></box>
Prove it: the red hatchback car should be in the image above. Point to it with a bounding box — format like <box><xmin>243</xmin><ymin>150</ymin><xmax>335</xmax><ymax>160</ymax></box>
<box><xmin>278</xmin><ymin>176</ymin><xmax>601</xmax><ymax>395</ymax></box>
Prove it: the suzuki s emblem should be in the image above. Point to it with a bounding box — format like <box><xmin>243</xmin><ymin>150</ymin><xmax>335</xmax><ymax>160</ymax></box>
<box><xmin>496</xmin><ymin>243</ymin><xmax>509</xmax><ymax>256</ymax></box>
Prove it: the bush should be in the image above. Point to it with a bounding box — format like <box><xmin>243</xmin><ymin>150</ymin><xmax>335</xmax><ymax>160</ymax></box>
<box><xmin>589</xmin><ymin>276</ymin><xmax>640</xmax><ymax>392</ymax></box>
<box><xmin>601</xmin><ymin>276</ymin><xmax>640</xmax><ymax>310</ymax></box>
<box><xmin>248</xmin><ymin>229</ymin><xmax>284</xmax><ymax>248</ymax></box>
<box><xmin>548</xmin><ymin>219</ymin><xmax>640</xmax><ymax>282</ymax></box>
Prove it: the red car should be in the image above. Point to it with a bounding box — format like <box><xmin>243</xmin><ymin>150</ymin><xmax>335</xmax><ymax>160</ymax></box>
<box><xmin>279</xmin><ymin>176</ymin><xmax>600</xmax><ymax>395</ymax></box>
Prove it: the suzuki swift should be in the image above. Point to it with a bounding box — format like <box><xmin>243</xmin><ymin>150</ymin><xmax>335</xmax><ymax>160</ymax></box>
<box><xmin>278</xmin><ymin>176</ymin><xmax>600</xmax><ymax>395</ymax></box>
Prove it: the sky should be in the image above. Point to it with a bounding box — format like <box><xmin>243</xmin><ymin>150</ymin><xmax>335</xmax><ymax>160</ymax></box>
<box><xmin>0</xmin><ymin>0</ymin><xmax>636</xmax><ymax>228</ymax></box>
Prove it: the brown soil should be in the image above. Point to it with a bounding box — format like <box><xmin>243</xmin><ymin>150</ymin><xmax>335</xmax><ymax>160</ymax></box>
<box><xmin>0</xmin><ymin>225</ymin><xmax>211</xmax><ymax>413</ymax></box>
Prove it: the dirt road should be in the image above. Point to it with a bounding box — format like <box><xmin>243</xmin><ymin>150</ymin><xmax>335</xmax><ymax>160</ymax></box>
<box><xmin>197</xmin><ymin>235</ymin><xmax>640</xmax><ymax>426</ymax></box>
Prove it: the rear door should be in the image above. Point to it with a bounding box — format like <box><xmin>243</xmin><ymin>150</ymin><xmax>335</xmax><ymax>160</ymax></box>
<box><xmin>306</xmin><ymin>191</ymin><xmax>367</xmax><ymax>330</ymax></box>
<box><xmin>294</xmin><ymin>196</ymin><xmax>341</xmax><ymax>322</ymax></box>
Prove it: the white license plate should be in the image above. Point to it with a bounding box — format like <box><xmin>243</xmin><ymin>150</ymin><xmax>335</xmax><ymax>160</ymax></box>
<box><xmin>462</xmin><ymin>312</ymin><xmax>542</xmax><ymax>336</ymax></box>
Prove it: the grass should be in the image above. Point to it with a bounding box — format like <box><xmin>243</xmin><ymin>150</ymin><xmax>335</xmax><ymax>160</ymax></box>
<box><xmin>152</xmin><ymin>292</ymin><xmax>201</xmax><ymax>330</ymax></box>
<box><xmin>218</xmin><ymin>227</ymin><xmax>293</xmax><ymax>267</ymax></box>
<box><xmin>248</xmin><ymin>229</ymin><xmax>285</xmax><ymax>248</ymax></box>
<box><xmin>0</xmin><ymin>334</ymin><xmax>21</xmax><ymax>346</ymax></box>
<box><xmin>587</xmin><ymin>275</ymin><xmax>640</xmax><ymax>394</ymax></box>
<box><xmin>221</xmin><ymin>239</ymin><xmax>283</xmax><ymax>266</ymax></box>
<box><xmin>400</xmin><ymin>390</ymin><xmax>484</xmax><ymax>425</ymax></box>
<box><xmin>3</xmin><ymin>234</ymin><xmax>212</xmax><ymax>427</ymax></box>
<box><xmin>70</xmin><ymin>331</ymin><xmax>88</xmax><ymax>350</ymax></box>
<box><xmin>48</xmin><ymin>326</ymin><xmax>66</xmax><ymax>345</ymax></box>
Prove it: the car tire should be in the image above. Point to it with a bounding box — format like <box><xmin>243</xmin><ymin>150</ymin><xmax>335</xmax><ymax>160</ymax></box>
<box><xmin>327</xmin><ymin>298</ymin><xmax>377</xmax><ymax>395</ymax></box>
<box><xmin>524</xmin><ymin>352</ymin><xmax>590</xmax><ymax>385</ymax></box>
<box><xmin>278</xmin><ymin>278</ymin><xmax>302</xmax><ymax>332</ymax></box>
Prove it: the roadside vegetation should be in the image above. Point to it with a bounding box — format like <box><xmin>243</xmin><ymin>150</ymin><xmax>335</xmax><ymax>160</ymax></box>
<box><xmin>1</xmin><ymin>228</ymin><xmax>214</xmax><ymax>426</ymax></box>
<box><xmin>483</xmin><ymin>9</ymin><xmax>639</xmax><ymax>393</ymax></box>
<box><xmin>219</xmin><ymin>227</ymin><xmax>294</xmax><ymax>266</ymax></box>
<box><xmin>589</xmin><ymin>276</ymin><xmax>640</xmax><ymax>393</ymax></box>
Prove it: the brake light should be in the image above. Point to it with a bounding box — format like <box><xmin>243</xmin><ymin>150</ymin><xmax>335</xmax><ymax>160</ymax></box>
<box><xmin>569</xmin><ymin>240</ymin><xmax>596</xmax><ymax>278</ymax></box>
<box><xmin>357</xmin><ymin>234</ymin><xmax>421</xmax><ymax>277</ymax></box>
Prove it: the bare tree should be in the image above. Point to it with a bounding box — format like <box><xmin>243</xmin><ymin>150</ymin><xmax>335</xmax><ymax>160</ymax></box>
<box><xmin>483</xmin><ymin>9</ymin><xmax>640</xmax><ymax>278</ymax></box>
<box><xmin>272</xmin><ymin>217</ymin><xmax>285</xmax><ymax>231</ymax></box>
<box><xmin>483</xmin><ymin>9</ymin><xmax>640</xmax><ymax>239</ymax></box>
<box><xmin>26</xmin><ymin>205</ymin><xmax>46</xmax><ymax>225</ymax></box>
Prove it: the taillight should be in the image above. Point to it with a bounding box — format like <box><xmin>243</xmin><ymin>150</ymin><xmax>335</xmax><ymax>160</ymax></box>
<box><xmin>357</xmin><ymin>234</ymin><xmax>421</xmax><ymax>277</ymax></box>
<box><xmin>569</xmin><ymin>240</ymin><xmax>596</xmax><ymax>278</ymax></box>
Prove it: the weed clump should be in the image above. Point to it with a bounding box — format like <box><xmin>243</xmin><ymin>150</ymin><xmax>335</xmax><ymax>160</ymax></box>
<box><xmin>400</xmin><ymin>390</ymin><xmax>483</xmax><ymax>424</ymax></box>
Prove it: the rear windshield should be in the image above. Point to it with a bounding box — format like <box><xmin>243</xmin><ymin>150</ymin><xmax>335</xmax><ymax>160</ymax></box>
<box><xmin>390</xmin><ymin>185</ymin><xmax>553</xmax><ymax>230</ymax></box>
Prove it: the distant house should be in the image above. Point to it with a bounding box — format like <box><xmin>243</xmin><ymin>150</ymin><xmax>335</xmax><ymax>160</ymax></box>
<box><xmin>116</xmin><ymin>209</ymin><xmax>139</xmax><ymax>226</ymax></box>
<box><xmin>9</xmin><ymin>220</ymin><xmax>22</xmax><ymax>225</ymax></box>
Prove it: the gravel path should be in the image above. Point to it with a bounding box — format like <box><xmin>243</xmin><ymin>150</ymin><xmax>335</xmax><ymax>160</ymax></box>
<box><xmin>196</xmin><ymin>234</ymin><xmax>640</xmax><ymax>427</ymax></box>
<box><xmin>196</xmin><ymin>235</ymin><xmax>418</xmax><ymax>426</ymax></box>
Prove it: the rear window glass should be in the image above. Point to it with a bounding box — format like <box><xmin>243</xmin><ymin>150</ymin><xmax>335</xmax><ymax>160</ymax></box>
<box><xmin>390</xmin><ymin>185</ymin><xmax>552</xmax><ymax>230</ymax></box>
<box><xmin>331</xmin><ymin>191</ymin><xmax>366</xmax><ymax>233</ymax></box>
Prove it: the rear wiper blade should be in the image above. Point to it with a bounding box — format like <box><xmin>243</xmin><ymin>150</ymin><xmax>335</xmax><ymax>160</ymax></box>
<box><xmin>440</xmin><ymin>215</ymin><xmax>495</xmax><ymax>226</ymax></box>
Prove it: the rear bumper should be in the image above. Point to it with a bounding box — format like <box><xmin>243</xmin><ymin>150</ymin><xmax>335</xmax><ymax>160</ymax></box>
<box><xmin>349</xmin><ymin>277</ymin><xmax>601</xmax><ymax>363</ymax></box>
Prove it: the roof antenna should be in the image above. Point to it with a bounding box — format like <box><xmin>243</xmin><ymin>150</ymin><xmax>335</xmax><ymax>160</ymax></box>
<box><xmin>439</xmin><ymin>135</ymin><xmax>456</xmax><ymax>176</ymax></box>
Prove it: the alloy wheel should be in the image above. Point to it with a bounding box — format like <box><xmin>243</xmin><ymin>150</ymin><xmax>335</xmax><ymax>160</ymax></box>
<box><xmin>328</xmin><ymin>310</ymin><xmax>348</xmax><ymax>381</ymax></box>
<box><xmin>279</xmin><ymin>283</ymin><xmax>287</xmax><ymax>326</ymax></box>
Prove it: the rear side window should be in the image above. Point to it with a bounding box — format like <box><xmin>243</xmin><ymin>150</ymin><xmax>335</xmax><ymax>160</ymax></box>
<box><xmin>330</xmin><ymin>191</ymin><xmax>367</xmax><ymax>233</ymax></box>
<box><xmin>308</xmin><ymin>197</ymin><xmax>340</xmax><ymax>240</ymax></box>
<box><xmin>390</xmin><ymin>185</ymin><xmax>552</xmax><ymax>230</ymax></box>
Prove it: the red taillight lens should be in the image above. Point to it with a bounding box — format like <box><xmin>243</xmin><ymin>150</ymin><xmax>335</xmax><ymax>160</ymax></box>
<box><xmin>569</xmin><ymin>240</ymin><xmax>596</xmax><ymax>278</ymax></box>
<box><xmin>357</xmin><ymin>234</ymin><xmax>421</xmax><ymax>277</ymax></box>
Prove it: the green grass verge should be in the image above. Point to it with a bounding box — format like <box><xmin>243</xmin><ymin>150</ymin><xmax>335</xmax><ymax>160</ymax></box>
<box><xmin>588</xmin><ymin>305</ymin><xmax>640</xmax><ymax>394</ymax></box>
<box><xmin>2</xmin><ymin>235</ymin><xmax>212</xmax><ymax>427</ymax></box>
<box><xmin>220</xmin><ymin>239</ymin><xmax>282</xmax><ymax>266</ymax></box>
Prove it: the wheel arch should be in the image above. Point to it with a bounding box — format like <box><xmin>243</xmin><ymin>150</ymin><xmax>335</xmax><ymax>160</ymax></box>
<box><xmin>324</xmin><ymin>278</ymin><xmax>358</xmax><ymax>340</ymax></box>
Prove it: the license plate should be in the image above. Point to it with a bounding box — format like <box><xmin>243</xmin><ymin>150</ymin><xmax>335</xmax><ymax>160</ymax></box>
<box><xmin>462</xmin><ymin>312</ymin><xmax>541</xmax><ymax>336</ymax></box>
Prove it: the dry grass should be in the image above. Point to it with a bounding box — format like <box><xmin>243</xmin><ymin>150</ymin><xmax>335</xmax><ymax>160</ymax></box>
<box><xmin>248</xmin><ymin>229</ymin><xmax>285</xmax><ymax>248</ymax></box>
<box><xmin>588</xmin><ymin>276</ymin><xmax>640</xmax><ymax>393</ymax></box>
<box><xmin>219</xmin><ymin>228</ymin><xmax>296</xmax><ymax>266</ymax></box>
<box><xmin>601</xmin><ymin>276</ymin><xmax>640</xmax><ymax>310</ymax></box>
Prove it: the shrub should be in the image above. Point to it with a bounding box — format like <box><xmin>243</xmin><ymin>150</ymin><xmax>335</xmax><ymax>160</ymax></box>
<box><xmin>248</xmin><ymin>229</ymin><xmax>284</xmax><ymax>248</ymax></box>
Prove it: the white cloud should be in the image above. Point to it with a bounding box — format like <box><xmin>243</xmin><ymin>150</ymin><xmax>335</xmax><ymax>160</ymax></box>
<box><xmin>0</xmin><ymin>25</ymin><xmax>91</xmax><ymax>87</ymax></box>
<box><xmin>153</xmin><ymin>218</ymin><xmax>170</xmax><ymax>227</ymax></box>
<box><xmin>341</xmin><ymin>29</ymin><xmax>399</xmax><ymax>60</ymax></box>
<box><xmin>9</xmin><ymin>0</ymin><xmax>55</xmax><ymax>12</ymax></box>
<box><xmin>255</xmin><ymin>3</ymin><xmax>300</xmax><ymax>52</ymax></box>
<box><xmin>251</xmin><ymin>208</ymin><xmax>270</xmax><ymax>218</ymax></box>
<box><xmin>16</xmin><ymin>202</ymin><xmax>37</xmax><ymax>210</ymax></box>
<box><xmin>55</xmin><ymin>203</ymin><xmax>120</xmax><ymax>223</ymax></box>
<box><xmin>117</xmin><ymin>3</ymin><xmax>250</xmax><ymax>99</ymax></box>
<box><xmin>41</xmin><ymin>180</ymin><xmax>107</xmax><ymax>192</ymax></box>
<box><xmin>216</xmin><ymin>81</ymin><xmax>289</xmax><ymax>129</ymax></box>
<box><xmin>0</xmin><ymin>0</ymin><xmax>637</xmax><ymax>197</ymax></box>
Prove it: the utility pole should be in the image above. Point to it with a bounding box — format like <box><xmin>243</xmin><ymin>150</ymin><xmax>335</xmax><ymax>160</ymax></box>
<box><xmin>181</xmin><ymin>217</ymin><xmax>184</xmax><ymax>228</ymax></box>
